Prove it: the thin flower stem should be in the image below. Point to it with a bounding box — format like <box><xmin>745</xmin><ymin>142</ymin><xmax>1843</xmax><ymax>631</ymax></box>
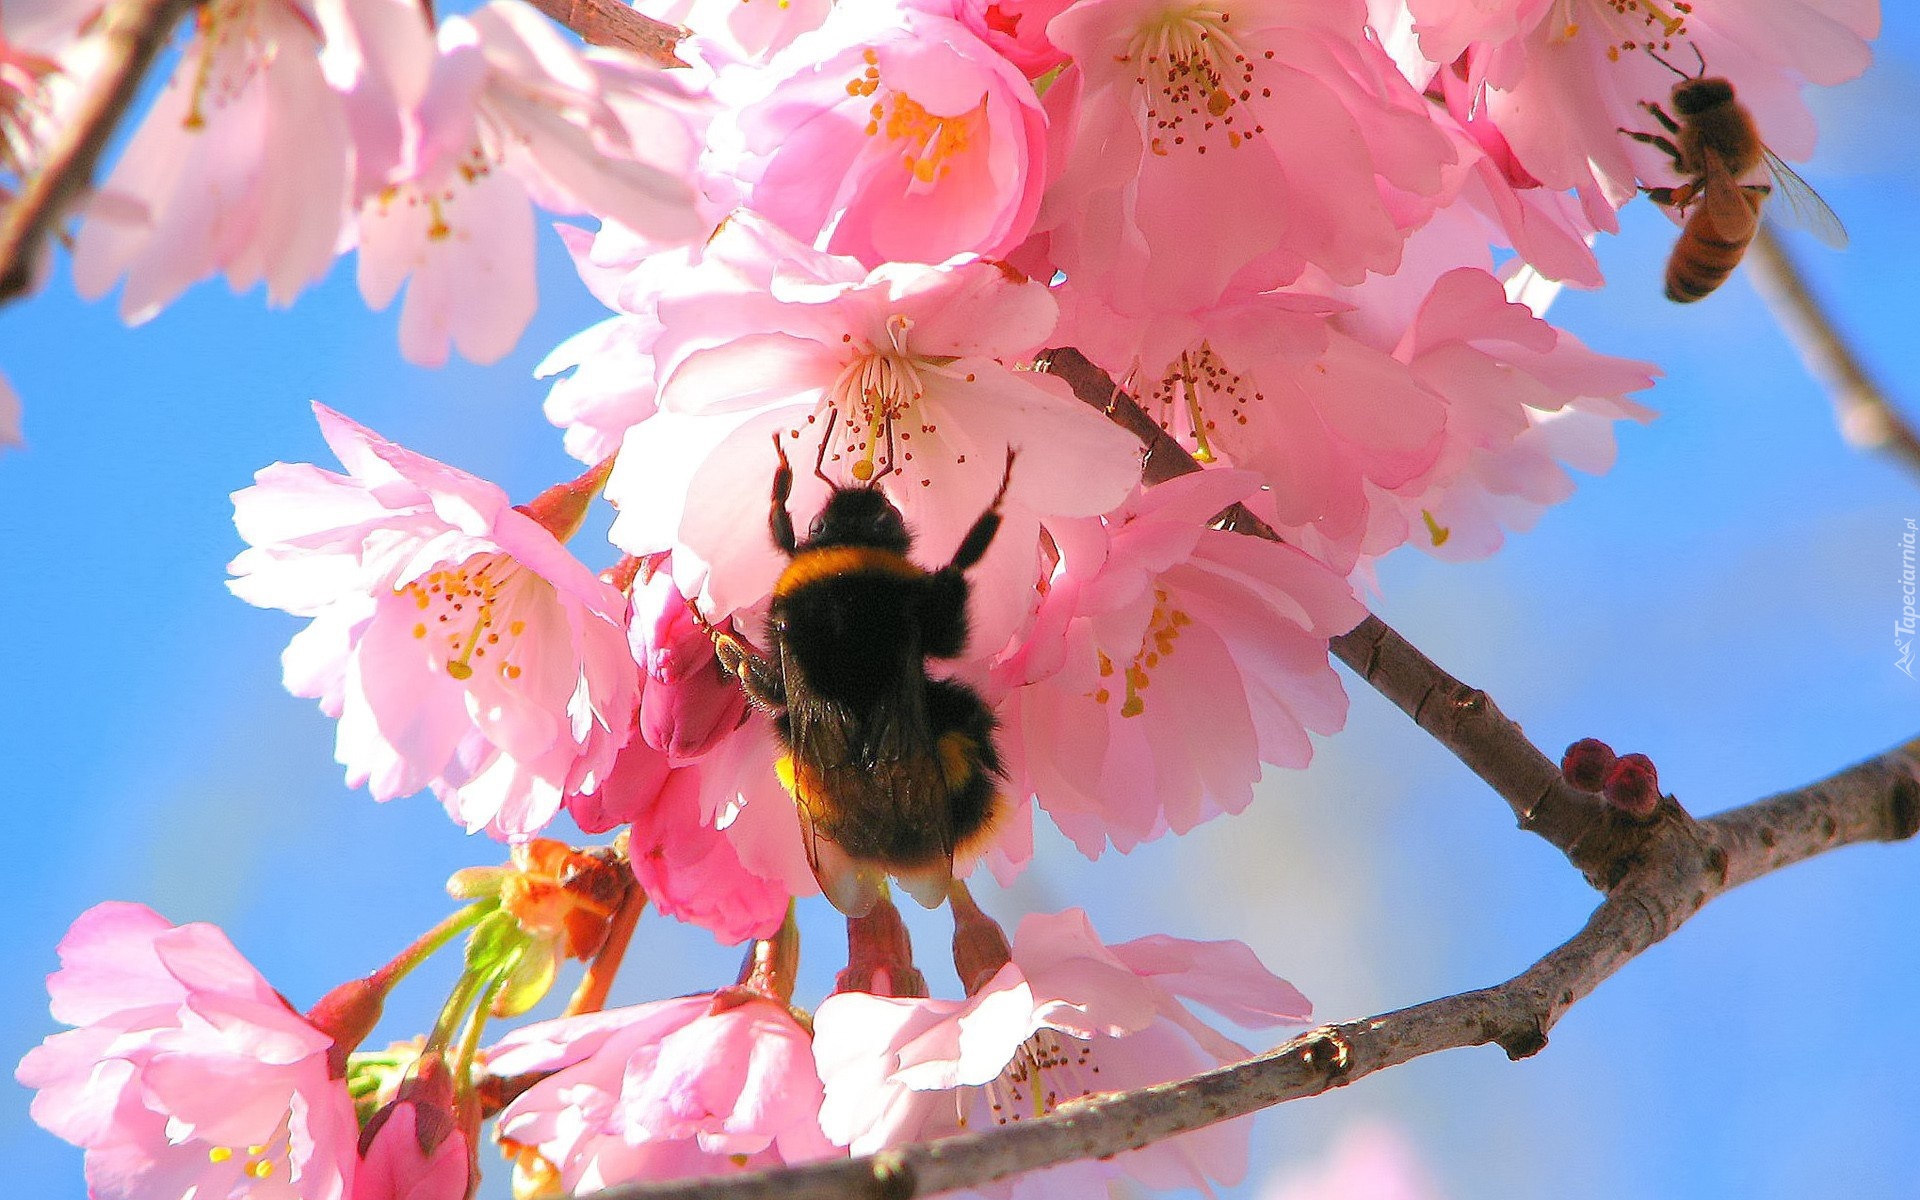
<box><xmin>564</xmin><ymin>880</ymin><xmax>647</xmax><ymax>1017</ymax></box>
<box><xmin>1746</xmin><ymin>226</ymin><xmax>1920</xmax><ymax>484</ymax></box>
<box><xmin>0</xmin><ymin>0</ymin><xmax>203</xmax><ymax>305</ymax></box>
<box><xmin>369</xmin><ymin>900</ymin><xmax>495</xmax><ymax>995</ymax></box>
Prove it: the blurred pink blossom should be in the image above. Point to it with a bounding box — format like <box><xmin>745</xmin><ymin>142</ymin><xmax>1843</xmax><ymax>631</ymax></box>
<box><xmin>814</xmin><ymin>908</ymin><xmax>1310</xmax><ymax>1194</ymax></box>
<box><xmin>1265</xmin><ymin>1121</ymin><xmax>1444</xmax><ymax>1200</ymax></box>
<box><xmin>70</xmin><ymin>0</ymin><xmax>366</xmax><ymax>320</ymax></box>
<box><xmin>488</xmin><ymin>991</ymin><xmax>839</xmax><ymax>1191</ymax></box>
<box><xmin>16</xmin><ymin>902</ymin><xmax>359</xmax><ymax>1200</ymax></box>
<box><xmin>999</xmin><ymin>471</ymin><xmax>1364</xmax><ymax>856</ymax></box>
<box><xmin>228</xmin><ymin>403</ymin><xmax>636</xmax><ymax>840</ymax></box>
<box><xmin>724</xmin><ymin>0</ymin><xmax>1048</xmax><ymax>266</ymax></box>
<box><xmin>354</xmin><ymin>0</ymin><xmax>707</xmax><ymax>365</ymax></box>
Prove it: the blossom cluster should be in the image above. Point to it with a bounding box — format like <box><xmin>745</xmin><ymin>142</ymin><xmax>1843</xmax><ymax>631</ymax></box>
<box><xmin>10</xmin><ymin>0</ymin><xmax>1878</xmax><ymax>1192</ymax></box>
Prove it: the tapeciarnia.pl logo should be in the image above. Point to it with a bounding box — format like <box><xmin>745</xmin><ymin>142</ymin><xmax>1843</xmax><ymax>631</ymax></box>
<box><xmin>1899</xmin><ymin>518</ymin><xmax>1917</xmax><ymax>678</ymax></box>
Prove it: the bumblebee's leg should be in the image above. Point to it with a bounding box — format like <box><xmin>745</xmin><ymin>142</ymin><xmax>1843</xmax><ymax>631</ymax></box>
<box><xmin>689</xmin><ymin>601</ymin><xmax>789</xmax><ymax>712</ymax></box>
<box><xmin>770</xmin><ymin>434</ymin><xmax>797</xmax><ymax>555</ymax></box>
<box><xmin>944</xmin><ymin>448</ymin><xmax>1018</xmax><ymax>574</ymax></box>
<box><xmin>920</xmin><ymin>449</ymin><xmax>1018</xmax><ymax>657</ymax></box>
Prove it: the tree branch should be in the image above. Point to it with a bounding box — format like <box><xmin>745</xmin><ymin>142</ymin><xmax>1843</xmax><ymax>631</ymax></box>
<box><xmin>1041</xmin><ymin>347</ymin><xmax>1634</xmax><ymax>880</ymax></box>
<box><xmin>0</xmin><ymin>0</ymin><xmax>201</xmax><ymax>306</ymax></box>
<box><xmin>556</xmin><ymin>737</ymin><xmax>1920</xmax><ymax>1200</ymax></box>
<box><xmin>521</xmin><ymin>0</ymin><xmax>686</xmax><ymax>66</ymax></box>
<box><xmin>1746</xmin><ymin>226</ymin><xmax>1920</xmax><ymax>483</ymax></box>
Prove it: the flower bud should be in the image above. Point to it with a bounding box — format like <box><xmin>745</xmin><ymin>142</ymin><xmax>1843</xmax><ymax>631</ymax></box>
<box><xmin>1603</xmin><ymin>753</ymin><xmax>1661</xmax><ymax>819</ymax></box>
<box><xmin>1560</xmin><ymin>738</ymin><xmax>1618</xmax><ymax>793</ymax></box>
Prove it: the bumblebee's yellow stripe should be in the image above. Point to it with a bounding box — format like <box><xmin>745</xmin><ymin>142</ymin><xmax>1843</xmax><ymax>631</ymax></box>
<box><xmin>775</xmin><ymin>545</ymin><xmax>925</xmax><ymax>598</ymax></box>
<box><xmin>936</xmin><ymin>732</ymin><xmax>977</xmax><ymax>791</ymax></box>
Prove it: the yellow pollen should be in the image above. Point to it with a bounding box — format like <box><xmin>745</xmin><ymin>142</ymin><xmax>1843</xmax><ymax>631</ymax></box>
<box><xmin>1422</xmin><ymin>510</ymin><xmax>1451</xmax><ymax>547</ymax></box>
<box><xmin>865</xmin><ymin>91</ymin><xmax>986</xmax><ymax>188</ymax></box>
<box><xmin>426</xmin><ymin>196</ymin><xmax>452</xmax><ymax>242</ymax></box>
<box><xmin>245</xmin><ymin>1160</ymin><xmax>275</xmax><ymax>1179</ymax></box>
<box><xmin>208</xmin><ymin>1147</ymin><xmax>234</xmax><ymax>1164</ymax></box>
<box><xmin>1091</xmin><ymin>590</ymin><xmax>1188</xmax><ymax>718</ymax></box>
<box><xmin>397</xmin><ymin>555</ymin><xmax>534</xmax><ymax>684</ymax></box>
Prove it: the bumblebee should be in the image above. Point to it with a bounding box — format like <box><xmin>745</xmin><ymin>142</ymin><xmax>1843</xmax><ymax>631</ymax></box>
<box><xmin>1622</xmin><ymin>51</ymin><xmax>1845</xmax><ymax>303</ymax></box>
<box><xmin>704</xmin><ymin>425</ymin><xmax>1012</xmax><ymax>917</ymax></box>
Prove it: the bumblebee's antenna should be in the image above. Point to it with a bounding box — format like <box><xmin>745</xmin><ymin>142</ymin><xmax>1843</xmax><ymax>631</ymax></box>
<box><xmin>814</xmin><ymin>409</ymin><xmax>839</xmax><ymax>485</ymax></box>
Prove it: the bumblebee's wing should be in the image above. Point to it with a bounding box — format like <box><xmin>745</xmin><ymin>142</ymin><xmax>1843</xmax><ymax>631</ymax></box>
<box><xmin>777</xmin><ymin>637</ymin><xmax>953</xmax><ymax>859</ymax></box>
<box><xmin>1761</xmin><ymin>148</ymin><xmax>1848</xmax><ymax>249</ymax></box>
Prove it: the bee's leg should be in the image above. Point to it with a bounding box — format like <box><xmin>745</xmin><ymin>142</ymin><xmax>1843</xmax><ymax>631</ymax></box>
<box><xmin>1639</xmin><ymin>99</ymin><xmax>1682</xmax><ymax>136</ymax></box>
<box><xmin>1620</xmin><ymin>126</ymin><xmax>1684</xmax><ymax>168</ymax></box>
<box><xmin>770</xmin><ymin>433</ymin><xmax>797</xmax><ymax>555</ymax></box>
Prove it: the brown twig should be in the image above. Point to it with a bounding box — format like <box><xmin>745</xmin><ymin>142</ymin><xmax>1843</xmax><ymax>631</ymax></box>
<box><xmin>0</xmin><ymin>0</ymin><xmax>201</xmax><ymax>305</ymax></box>
<box><xmin>1043</xmin><ymin>347</ymin><xmax>1633</xmax><ymax>877</ymax></box>
<box><xmin>1747</xmin><ymin>225</ymin><xmax>1920</xmax><ymax>482</ymax></box>
<box><xmin>521</xmin><ymin>0</ymin><xmax>686</xmax><ymax>66</ymax></box>
<box><xmin>546</xmin><ymin>737</ymin><xmax>1920</xmax><ymax>1200</ymax></box>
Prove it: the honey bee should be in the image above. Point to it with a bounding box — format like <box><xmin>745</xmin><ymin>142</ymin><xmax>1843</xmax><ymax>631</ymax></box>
<box><xmin>1622</xmin><ymin>51</ymin><xmax>1846</xmax><ymax>303</ymax></box>
<box><xmin>701</xmin><ymin>420</ymin><xmax>1011</xmax><ymax>917</ymax></box>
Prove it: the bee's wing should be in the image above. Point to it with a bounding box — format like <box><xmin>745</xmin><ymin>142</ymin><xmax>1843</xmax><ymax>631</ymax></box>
<box><xmin>1762</xmin><ymin>147</ymin><xmax>1849</xmax><ymax>249</ymax></box>
<box><xmin>1700</xmin><ymin>149</ymin><xmax>1759</xmax><ymax>238</ymax></box>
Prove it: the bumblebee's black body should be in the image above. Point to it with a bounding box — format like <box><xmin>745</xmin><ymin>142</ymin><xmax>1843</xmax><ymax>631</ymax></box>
<box><xmin>710</xmin><ymin>436</ymin><xmax>1012</xmax><ymax>913</ymax></box>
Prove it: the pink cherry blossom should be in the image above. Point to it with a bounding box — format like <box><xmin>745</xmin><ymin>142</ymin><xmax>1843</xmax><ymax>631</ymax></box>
<box><xmin>605</xmin><ymin>214</ymin><xmax>1141</xmax><ymax>639</ymax></box>
<box><xmin>631</xmin><ymin>562</ymin><xmax>750</xmax><ymax>763</ymax></box>
<box><xmin>16</xmin><ymin>902</ymin><xmax>359</xmax><ymax>1200</ymax></box>
<box><xmin>354</xmin><ymin>0</ymin><xmax>708</xmax><ymax>366</ymax></box>
<box><xmin>1057</xmin><ymin>285</ymin><xmax>1446</xmax><ymax>569</ymax></box>
<box><xmin>538</xmin><ymin>227</ymin><xmax>673</xmax><ymax>464</ymax></box>
<box><xmin>723</xmin><ymin>0</ymin><xmax>1048</xmax><ymax>266</ymax></box>
<box><xmin>1326</xmin><ymin>263</ymin><xmax>1657</xmax><ymax>561</ymax></box>
<box><xmin>227</xmin><ymin>403</ymin><xmax>637</xmax><ymax>840</ymax></box>
<box><xmin>355</xmin><ymin>1104</ymin><xmax>469</xmax><ymax>1200</ymax></box>
<box><xmin>814</xmin><ymin>908</ymin><xmax>1310</xmax><ymax>1194</ymax></box>
<box><xmin>587</xmin><ymin>745</ymin><xmax>794</xmax><ymax>944</ymax></box>
<box><xmin>1399</xmin><ymin>0</ymin><xmax>1876</xmax><ymax>222</ymax></box>
<box><xmin>642</xmin><ymin>0</ymin><xmax>831</xmax><ymax>63</ymax></box>
<box><xmin>488</xmin><ymin>991</ymin><xmax>840</xmax><ymax>1191</ymax></box>
<box><xmin>999</xmin><ymin>470</ymin><xmax>1364</xmax><ymax>857</ymax></box>
<box><xmin>1037</xmin><ymin>0</ymin><xmax>1454</xmax><ymax>314</ymax></box>
<box><xmin>945</xmin><ymin>0</ymin><xmax>1074</xmax><ymax>78</ymax></box>
<box><xmin>70</xmin><ymin>0</ymin><xmax>363</xmax><ymax>321</ymax></box>
<box><xmin>568</xmin><ymin>711</ymin><xmax>821</xmax><ymax>921</ymax></box>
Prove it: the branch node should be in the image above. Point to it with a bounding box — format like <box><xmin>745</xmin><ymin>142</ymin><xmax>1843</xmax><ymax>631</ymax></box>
<box><xmin>1298</xmin><ymin>1026</ymin><xmax>1354</xmax><ymax>1081</ymax></box>
<box><xmin>1498</xmin><ymin>1022</ymin><xmax>1549</xmax><ymax>1061</ymax></box>
<box><xmin>871</xmin><ymin>1151</ymin><xmax>916</xmax><ymax>1200</ymax></box>
<box><xmin>1890</xmin><ymin>774</ymin><xmax>1920</xmax><ymax>841</ymax></box>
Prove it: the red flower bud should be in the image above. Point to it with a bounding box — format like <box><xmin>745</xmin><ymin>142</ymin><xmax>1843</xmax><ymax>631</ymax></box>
<box><xmin>1603</xmin><ymin>753</ymin><xmax>1661</xmax><ymax>819</ymax></box>
<box><xmin>1560</xmin><ymin>738</ymin><xmax>1618</xmax><ymax>793</ymax></box>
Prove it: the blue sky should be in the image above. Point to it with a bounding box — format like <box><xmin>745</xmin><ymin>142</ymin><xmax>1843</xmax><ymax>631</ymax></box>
<box><xmin>4</xmin><ymin>10</ymin><xmax>1919</xmax><ymax>1199</ymax></box>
